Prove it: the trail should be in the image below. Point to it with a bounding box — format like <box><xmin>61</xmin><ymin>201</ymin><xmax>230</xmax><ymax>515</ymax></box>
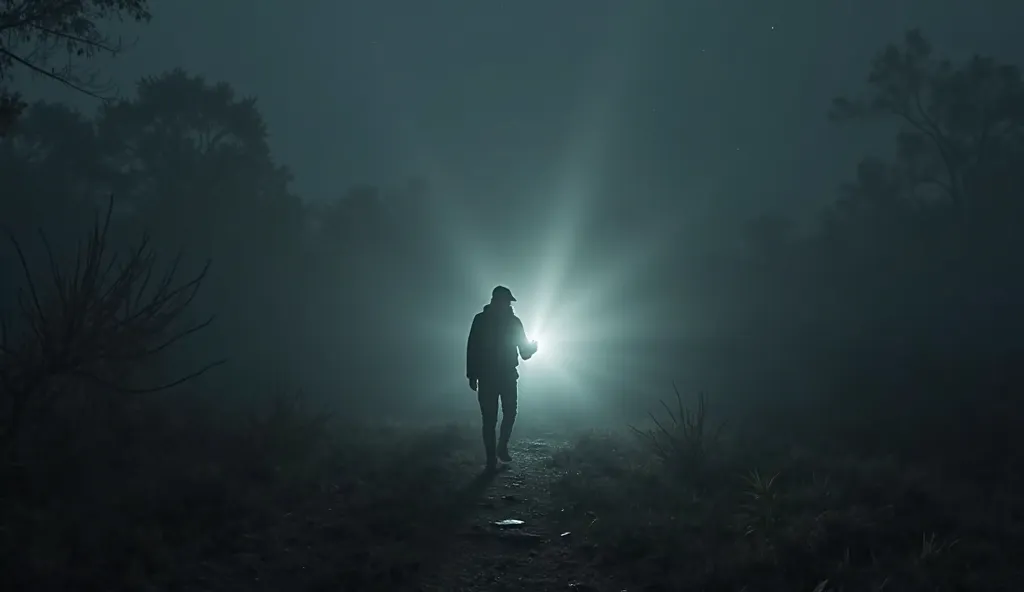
<box><xmin>417</xmin><ymin>433</ymin><xmax>621</xmax><ymax>592</ymax></box>
<box><xmin>178</xmin><ymin>426</ymin><xmax>629</xmax><ymax>592</ymax></box>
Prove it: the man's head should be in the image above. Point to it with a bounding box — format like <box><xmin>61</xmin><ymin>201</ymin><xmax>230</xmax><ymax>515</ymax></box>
<box><xmin>491</xmin><ymin>285</ymin><xmax>516</xmax><ymax>306</ymax></box>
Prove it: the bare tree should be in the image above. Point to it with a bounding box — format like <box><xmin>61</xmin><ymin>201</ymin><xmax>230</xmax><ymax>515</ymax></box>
<box><xmin>0</xmin><ymin>195</ymin><xmax>221</xmax><ymax>453</ymax></box>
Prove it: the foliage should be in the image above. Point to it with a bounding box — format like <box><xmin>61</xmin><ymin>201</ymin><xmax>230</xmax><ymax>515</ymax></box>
<box><xmin>0</xmin><ymin>66</ymin><xmax>445</xmax><ymax>398</ymax></box>
<box><xmin>1</xmin><ymin>20</ymin><xmax>1023</xmax><ymax>591</ymax></box>
<box><xmin>97</xmin><ymin>69</ymin><xmax>297</xmax><ymax>230</ymax></box>
<box><xmin>578</xmin><ymin>31</ymin><xmax>1024</xmax><ymax>588</ymax></box>
<box><xmin>830</xmin><ymin>29</ymin><xmax>1024</xmax><ymax>212</ymax></box>
<box><xmin>0</xmin><ymin>101</ymin><xmax>104</xmax><ymax>237</ymax></box>
<box><xmin>0</xmin><ymin>0</ymin><xmax>152</xmax><ymax>132</ymax></box>
<box><xmin>552</xmin><ymin>430</ymin><xmax>1014</xmax><ymax>591</ymax></box>
<box><xmin>708</xmin><ymin>28</ymin><xmax>1024</xmax><ymax>397</ymax></box>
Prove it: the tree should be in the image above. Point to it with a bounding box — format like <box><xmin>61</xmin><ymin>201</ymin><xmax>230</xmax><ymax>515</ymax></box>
<box><xmin>94</xmin><ymin>69</ymin><xmax>312</xmax><ymax>376</ymax></box>
<box><xmin>96</xmin><ymin>69</ymin><xmax>302</xmax><ymax>253</ymax></box>
<box><xmin>830</xmin><ymin>29</ymin><xmax>1024</xmax><ymax>222</ymax></box>
<box><xmin>822</xmin><ymin>29</ymin><xmax>1024</xmax><ymax>350</ymax></box>
<box><xmin>0</xmin><ymin>101</ymin><xmax>104</xmax><ymax>234</ymax></box>
<box><xmin>0</xmin><ymin>0</ymin><xmax>151</xmax><ymax>134</ymax></box>
<box><xmin>829</xmin><ymin>29</ymin><xmax>1024</xmax><ymax>268</ymax></box>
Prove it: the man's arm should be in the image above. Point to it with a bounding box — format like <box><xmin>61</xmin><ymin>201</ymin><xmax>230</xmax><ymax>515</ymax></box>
<box><xmin>514</xmin><ymin>317</ymin><xmax>538</xmax><ymax>360</ymax></box>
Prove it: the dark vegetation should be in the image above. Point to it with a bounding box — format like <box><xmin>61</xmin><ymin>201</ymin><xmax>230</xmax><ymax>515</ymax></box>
<box><xmin>550</xmin><ymin>31</ymin><xmax>1024</xmax><ymax>590</ymax></box>
<box><xmin>731</xmin><ymin>30</ymin><xmax>1024</xmax><ymax>494</ymax></box>
<box><xmin>1</xmin><ymin>2</ymin><xmax>1022</xmax><ymax>590</ymax></box>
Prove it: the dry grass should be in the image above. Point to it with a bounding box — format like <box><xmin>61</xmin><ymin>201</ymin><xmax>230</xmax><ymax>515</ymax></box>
<box><xmin>628</xmin><ymin>386</ymin><xmax>725</xmax><ymax>479</ymax></box>
<box><xmin>0</xmin><ymin>200</ymin><xmax>497</xmax><ymax>590</ymax></box>
<box><xmin>0</xmin><ymin>388</ymin><xmax>483</xmax><ymax>591</ymax></box>
<box><xmin>548</xmin><ymin>390</ymin><xmax>1024</xmax><ymax>591</ymax></box>
<box><xmin>3</xmin><ymin>198</ymin><xmax>1021</xmax><ymax>591</ymax></box>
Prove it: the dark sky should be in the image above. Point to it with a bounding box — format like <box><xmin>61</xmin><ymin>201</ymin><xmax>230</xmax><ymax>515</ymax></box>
<box><xmin>24</xmin><ymin>0</ymin><xmax>1024</xmax><ymax>230</ymax></box>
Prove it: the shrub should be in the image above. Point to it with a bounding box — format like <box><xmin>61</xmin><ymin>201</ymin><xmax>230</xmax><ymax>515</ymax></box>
<box><xmin>628</xmin><ymin>384</ymin><xmax>725</xmax><ymax>479</ymax></box>
<box><xmin>0</xmin><ymin>195</ymin><xmax>220</xmax><ymax>457</ymax></box>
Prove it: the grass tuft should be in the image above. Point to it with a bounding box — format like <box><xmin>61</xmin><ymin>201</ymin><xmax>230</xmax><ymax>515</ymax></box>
<box><xmin>628</xmin><ymin>385</ymin><xmax>725</xmax><ymax>479</ymax></box>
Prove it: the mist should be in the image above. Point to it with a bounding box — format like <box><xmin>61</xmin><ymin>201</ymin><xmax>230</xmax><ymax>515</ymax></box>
<box><xmin>2</xmin><ymin>1</ymin><xmax>1023</xmax><ymax>590</ymax></box>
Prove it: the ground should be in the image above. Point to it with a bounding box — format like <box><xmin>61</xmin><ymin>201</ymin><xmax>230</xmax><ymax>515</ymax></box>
<box><xmin>176</xmin><ymin>424</ymin><xmax>631</xmax><ymax>592</ymax></box>
<box><xmin>416</xmin><ymin>430</ymin><xmax>624</xmax><ymax>592</ymax></box>
<box><xmin>2</xmin><ymin>393</ymin><xmax>1022</xmax><ymax>591</ymax></box>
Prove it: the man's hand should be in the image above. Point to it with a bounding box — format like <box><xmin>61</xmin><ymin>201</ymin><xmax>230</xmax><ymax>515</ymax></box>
<box><xmin>468</xmin><ymin>378</ymin><xmax>478</xmax><ymax>392</ymax></box>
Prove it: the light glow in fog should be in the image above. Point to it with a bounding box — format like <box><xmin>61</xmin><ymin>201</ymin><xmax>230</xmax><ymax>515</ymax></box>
<box><xmin>527</xmin><ymin>329</ymin><xmax>549</xmax><ymax>362</ymax></box>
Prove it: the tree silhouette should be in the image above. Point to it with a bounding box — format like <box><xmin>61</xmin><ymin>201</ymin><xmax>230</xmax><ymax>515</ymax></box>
<box><xmin>96</xmin><ymin>69</ymin><xmax>302</xmax><ymax>253</ymax></box>
<box><xmin>830</xmin><ymin>29</ymin><xmax>1024</xmax><ymax>223</ymax></box>
<box><xmin>0</xmin><ymin>0</ymin><xmax>151</xmax><ymax>134</ymax></box>
<box><xmin>0</xmin><ymin>101</ymin><xmax>103</xmax><ymax>220</ymax></box>
<box><xmin>93</xmin><ymin>70</ymin><xmax>309</xmax><ymax>372</ymax></box>
<box><xmin>709</xmin><ymin>30</ymin><xmax>1024</xmax><ymax>379</ymax></box>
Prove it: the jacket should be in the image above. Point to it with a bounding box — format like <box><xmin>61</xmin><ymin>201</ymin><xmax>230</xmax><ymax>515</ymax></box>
<box><xmin>466</xmin><ymin>303</ymin><xmax>535</xmax><ymax>381</ymax></box>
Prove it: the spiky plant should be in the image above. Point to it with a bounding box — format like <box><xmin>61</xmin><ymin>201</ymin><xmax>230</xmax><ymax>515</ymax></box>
<box><xmin>738</xmin><ymin>469</ymin><xmax>782</xmax><ymax>537</ymax></box>
<box><xmin>629</xmin><ymin>383</ymin><xmax>725</xmax><ymax>477</ymax></box>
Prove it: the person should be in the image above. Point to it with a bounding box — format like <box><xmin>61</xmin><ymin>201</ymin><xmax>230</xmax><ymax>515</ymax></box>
<box><xmin>466</xmin><ymin>285</ymin><xmax>538</xmax><ymax>471</ymax></box>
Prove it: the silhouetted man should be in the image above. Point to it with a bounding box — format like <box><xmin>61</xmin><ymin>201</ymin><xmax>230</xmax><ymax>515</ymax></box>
<box><xmin>467</xmin><ymin>285</ymin><xmax>538</xmax><ymax>471</ymax></box>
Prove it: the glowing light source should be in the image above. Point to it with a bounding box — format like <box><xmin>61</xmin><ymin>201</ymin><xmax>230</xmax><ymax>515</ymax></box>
<box><xmin>526</xmin><ymin>328</ymin><xmax>553</xmax><ymax>362</ymax></box>
<box><xmin>528</xmin><ymin>334</ymin><xmax>544</xmax><ymax>360</ymax></box>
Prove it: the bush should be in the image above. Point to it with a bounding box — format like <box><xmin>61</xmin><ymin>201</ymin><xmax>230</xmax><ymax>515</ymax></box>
<box><xmin>550</xmin><ymin>386</ymin><xmax>1024</xmax><ymax>591</ymax></box>
<box><xmin>628</xmin><ymin>386</ymin><xmax>725</xmax><ymax>481</ymax></box>
<box><xmin>0</xmin><ymin>195</ymin><xmax>219</xmax><ymax>458</ymax></box>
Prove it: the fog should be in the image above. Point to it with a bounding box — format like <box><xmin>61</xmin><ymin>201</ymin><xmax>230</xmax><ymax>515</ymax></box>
<box><xmin>3</xmin><ymin>1</ymin><xmax>1023</xmax><ymax>590</ymax></box>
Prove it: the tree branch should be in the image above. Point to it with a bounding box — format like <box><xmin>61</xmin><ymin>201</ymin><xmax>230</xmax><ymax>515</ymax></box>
<box><xmin>0</xmin><ymin>47</ymin><xmax>105</xmax><ymax>99</ymax></box>
<box><xmin>25</xmin><ymin>23</ymin><xmax>121</xmax><ymax>54</ymax></box>
<box><xmin>910</xmin><ymin>86</ymin><xmax>962</xmax><ymax>205</ymax></box>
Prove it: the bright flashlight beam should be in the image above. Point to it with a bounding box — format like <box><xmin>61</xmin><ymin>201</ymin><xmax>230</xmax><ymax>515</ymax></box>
<box><xmin>528</xmin><ymin>333</ymin><xmax>546</xmax><ymax>360</ymax></box>
<box><xmin>525</xmin><ymin>326</ymin><xmax>559</xmax><ymax>365</ymax></box>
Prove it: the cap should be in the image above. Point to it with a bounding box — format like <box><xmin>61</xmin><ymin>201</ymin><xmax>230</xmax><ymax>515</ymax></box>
<box><xmin>491</xmin><ymin>285</ymin><xmax>516</xmax><ymax>302</ymax></box>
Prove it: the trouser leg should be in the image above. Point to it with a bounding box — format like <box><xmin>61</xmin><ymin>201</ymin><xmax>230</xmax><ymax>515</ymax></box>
<box><xmin>497</xmin><ymin>379</ymin><xmax>518</xmax><ymax>452</ymax></box>
<box><xmin>478</xmin><ymin>386</ymin><xmax>499</xmax><ymax>464</ymax></box>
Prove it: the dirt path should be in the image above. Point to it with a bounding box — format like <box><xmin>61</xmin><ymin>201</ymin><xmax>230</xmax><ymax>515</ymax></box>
<box><xmin>177</xmin><ymin>426</ymin><xmax>629</xmax><ymax>592</ymax></box>
<box><xmin>417</xmin><ymin>432</ymin><xmax>624</xmax><ymax>592</ymax></box>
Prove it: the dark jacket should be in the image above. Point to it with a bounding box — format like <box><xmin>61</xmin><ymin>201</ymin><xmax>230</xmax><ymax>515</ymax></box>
<box><xmin>467</xmin><ymin>303</ymin><xmax>536</xmax><ymax>381</ymax></box>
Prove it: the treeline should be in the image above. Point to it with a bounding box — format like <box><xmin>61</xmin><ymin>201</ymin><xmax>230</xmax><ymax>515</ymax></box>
<box><xmin>2</xmin><ymin>70</ymin><xmax>455</xmax><ymax>394</ymax></box>
<box><xmin>2</xmin><ymin>26</ymin><xmax>1022</xmax><ymax>441</ymax></box>
<box><xmin>694</xmin><ymin>31</ymin><xmax>1024</xmax><ymax>468</ymax></box>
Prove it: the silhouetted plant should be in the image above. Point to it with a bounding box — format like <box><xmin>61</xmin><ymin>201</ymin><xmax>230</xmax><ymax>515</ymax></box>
<box><xmin>629</xmin><ymin>384</ymin><xmax>724</xmax><ymax>475</ymax></box>
<box><xmin>0</xmin><ymin>195</ymin><xmax>221</xmax><ymax>456</ymax></box>
<box><xmin>737</xmin><ymin>469</ymin><xmax>783</xmax><ymax>539</ymax></box>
